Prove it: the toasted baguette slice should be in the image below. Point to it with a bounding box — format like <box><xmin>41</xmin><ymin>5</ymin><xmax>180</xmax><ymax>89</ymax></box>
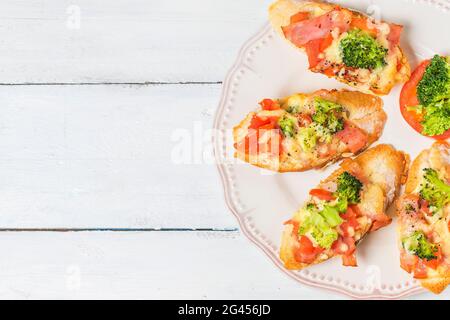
<box><xmin>233</xmin><ymin>89</ymin><xmax>386</xmax><ymax>172</ymax></box>
<box><xmin>281</xmin><ymin>144</ymin><xmax>409</xmax><ymax>270</ymax></box>
<box><xmin>396</xmin><ymin>141</ymin><xmax>450</xmax><ymax>294</ymax></box>
<box><xmin>269</xmin><ymin>0</ymin><xmax>410</xmax><ymax>95</ymax></box>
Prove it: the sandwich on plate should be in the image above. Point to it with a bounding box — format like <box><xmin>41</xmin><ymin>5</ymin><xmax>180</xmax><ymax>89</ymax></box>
<box><xmin>269</xmin><ymin>0</ymin><xmax>410</xmax><ymax>95</ymax></box>
<box><xmin>233</xmin><ymin>89</ymin><xmax>386</xmax><ymax>172</ymax></box>
<box><xmin>281</xmin><ymin>144</ymin><xmax>409</xmax><ymax>269</ymax></box>
<box><xmin>396</xmin><ymin>141</ymin><xmax>450</xmax><ymax>294</ymax></box>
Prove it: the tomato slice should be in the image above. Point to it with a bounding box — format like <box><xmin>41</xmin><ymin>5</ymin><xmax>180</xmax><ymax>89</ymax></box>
<box><xmin>400</xmin><ymin>59</ymin><xmax>450</xmax><ymax>140</ymax></box>
<box><xmin>259</xmin><ymin>99</ymin><xmax>280</xmax><ymax>111</ymax></box>
<box><xmin>309</xmin><ymin>189</ymin><xmax>335</xmax><ymax>201</ymax></box>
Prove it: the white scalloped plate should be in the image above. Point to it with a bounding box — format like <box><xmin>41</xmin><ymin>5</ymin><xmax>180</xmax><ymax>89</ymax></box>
<box><xmin>214</xmin><ymin>0</ymin><xmax>450</xmax><ymax>299</ymax></box>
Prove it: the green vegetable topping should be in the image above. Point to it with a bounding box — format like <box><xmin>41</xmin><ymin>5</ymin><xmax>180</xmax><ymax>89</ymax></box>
<box><xmin>420</xmin><ymin>101</ymin><xmax>450</xmax><ymax>136</ymax></box>
<box><xmin>312</xmin><ymin>98</ymin><xmax>345</xmax><ymax>135</ymax></box>
<box><xmin>278</xmin><ymin>116</ymin><xmax>296</xmax><ymax>138</ymax></box>
<box><xmin>419</xmin><ymin>168</ymin><xmax>450</xmax><ymax>213</ymax></box>
<box><xmin>402</xmin><ymin>231</ymin><xmax>438</xmax><ymax>261</ymax></box>
<box><xmin>299</xmin><ymin>209</ymin><xmax>338</xmax><ymax>249</ymax></box>
<box><xmin>417</xmin><ymin>55</ymin><xmax>450</xmax><ymax>106</ymax></box>
<box><xmin>335</xmin><ymin>171</ymin><xmax>363</xmax><ymax>204</ymax></box>
<box><xmin>339</xmin><ymin>29</ymin><xmax>387</xmax><ymax>70</ymax></box>
<box><xmin>321</xmin><ymin>205</ymin><xmax>344</xmax><ymax>227</ymax></box>
<box><xmin>298</xmin><ymin>127</ymin><xmax>317</xmax><ymax>151</ymax></box>
<box><xmin>416</xmin><ymin>55</ymin><xmax>450</xmax><ymax>136</ymax></box>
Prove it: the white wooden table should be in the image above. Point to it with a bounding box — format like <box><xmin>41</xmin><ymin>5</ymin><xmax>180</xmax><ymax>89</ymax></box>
<box><xmin>0</xmin><ymin>0</ymin><xmax>447</xmax><ymax>299</ymax></box>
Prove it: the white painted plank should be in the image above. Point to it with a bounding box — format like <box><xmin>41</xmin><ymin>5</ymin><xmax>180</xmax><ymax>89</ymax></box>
<box><xmin>0</xmin><ymin>83</ymin><xmax>236</xmax><ymax>228</ymax></box>
<box><xmin>0</xmin><ymin>0</ymin><xmax>272</xmax><ymax>83</ymax></box>
<box><xmin>0</xmin><ymin>230</ymin><xmax>445</xmax><ymax>299</ymax></box>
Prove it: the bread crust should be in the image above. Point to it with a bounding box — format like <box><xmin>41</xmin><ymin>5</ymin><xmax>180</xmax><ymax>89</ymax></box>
<box><xmin>233</xmin><ymin>89</ymin><xmax>386</xmax><ymax>172</ymax></box>
<box><xmin>268</xmin><ymin>0</ymin><xmax>411</xmax><ymax>95</ymax></box>
<box><xmin>280</xmin><ymin>144</ymin><xmax>409</xmax><ymax>270</ymax></box>
<box><xmin>397</xmin><ymin>141</ymin><xmax>450</xmax><ymax>294</ymax></box>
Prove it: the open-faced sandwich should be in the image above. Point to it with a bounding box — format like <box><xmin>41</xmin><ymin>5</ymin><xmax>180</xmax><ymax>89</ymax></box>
<box><xmin>233</xmin><ymin>89</ymin><xmax>386</xmax><ymax>172</ymax></box>
<box><xmin>281</xmin><ymin>144</ymin><xmax>409</xmax><ymax>270</ymax></box>
<box><xmin>400</xmin><ymin>55</ymin><xmax>450</xmax><ymax>140</ymax></box>
<box><xmin>396</xmin><ymin>141</ymin><xmax>450</xmax><ymax>294</ymax></box>
<box><xmin>269</xmin><ymin>0</ymin><xmax>410</xmax><ymax>95</ymax></box>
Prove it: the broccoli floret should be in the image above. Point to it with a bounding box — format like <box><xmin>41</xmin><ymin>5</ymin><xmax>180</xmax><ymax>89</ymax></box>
<box><xmin>311</xmin><ymin>227</ymin><xmax>339</xmax><ymax>249</ymax></box>
<box><xmin>312</xmin><ymin>98</ymin><xmax>344</xmax><ymax>134</ymax></box>
<box><xmin>335</xmin><ymin>171</ymin><xmax>363</xmax><ymax>204</ymax></box>
<box><xmin>419</xmin><ymin>168</ymin><xmax>450</xmax><ymax>212</ymax></box>
<box><xmin>321</xmin><ymin>205</ymin><xmax>344</xmax><ymax>227</ymax></box>
<box><xmin>420</xmin><ymin>101</ymin><xmax>450</xmax><ymax>136</ymax></box>
<box><xmin>402</xmin><ymin>231</ymin><xmax>438</xmax><ymax>261</ymax></box>
<box><xmin>298</xmin><ymin>127</ymin><xmax>317</xmax><ymax>151</ymax></box>
<box><xmin>299</xmin><ymin>209</ymin><xmax>338</xmax><ymax>249</ymax></box>
<box><xmin>278</xmin><ymin>116</ymin><xmax>296</xmax><ymax>138</ymax></box>
<box><xmin>417</xmin><ymin>55</ymin><xmax>450</xmax><ymax>106</ymax></box>
<box><xmin>339</xmin><ymin>29</ymin><xmax>387</xmax><ymax>70</ymax></box>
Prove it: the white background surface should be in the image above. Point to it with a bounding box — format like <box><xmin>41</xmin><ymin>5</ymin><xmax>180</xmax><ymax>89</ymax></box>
<box><xmin>0</xmin><ymin>0</ymin><xmax>447</xmax><ymax>299</ymax></box>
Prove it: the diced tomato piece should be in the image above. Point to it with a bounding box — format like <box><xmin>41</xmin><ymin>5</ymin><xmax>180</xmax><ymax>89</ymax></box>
<box><xmin>289</xmin><ymin>11</ymin><xmax>310</xmax><ymax>24</ymax></box>
<box><xmin>340</xmin><ymin>220</ymin><xmax>359</xmax><ymax>237</ymax></box>
<box><xmin>400</xmin><ymin>251</ymin><xmax>418</xmax><ymax>274</ymax></box>
<box><xmin>284</xmin><ymin>219</ymin><xmax>299</xmax><ymax>236</ymax></box>
<box><xmin>259</xmin><ymin>99</ymin><xmax>280</xmax><ymax>111</ymax></box>
<box><xmin>350</xmin><ymin>16</ymin><xmax>377</xmax><ymax>37</ymax></box>
<box><xmin>235</xmin><ymin>115</ymin><xmax>282</xmax><ymax>156</ymax></box>
<box><xmin>349</xmin><ymin>205</ymin><xmax>363</xmax><ymax>218</ymax></box>
<box><xmin>309</xmin><ymin>189</ymin><xmax>335</xmax><ymax>201</ymax></box>
<box><xmin>342</xmin><ymin>253</ymin><xmax>357</xmax><ymax>267</ymax></box>
<box><xmin>341</xmin><ymin>206</ymin><xmax>356</xmax><ymax>220</ymax></box>
<box><xmin>413</xmin><ymin>260</ymin><xmax>428</xmax><ymax>279</ymax></box>
<box><xmin>336</xmin><ymin>122</ymin><xmax>368</xmax><ymax>154</ymax></box>
<box><xmin>294</xmin><ymin>235</ymin><xmax>323</xmax><ymax>264</ymax></box>
<box><xmin>422</xmin><ymin>247</ymin><xmax>442</xmax><ymax>270</ymax></box>
<box><xmin>304</xmin><ymin>34</ymin><xmax>334</xmax><ymax>68</ymax></box>
<box><xmin>249</xmin><ymin>115</ymin><xmax>272</xmax><ymax>129</ymax></box>
<box><xmin>332</xmin><ymin>236</ymin><xmax>356</xmax><ymax>256</ymax></box>
<box><xmin>297</xmin><ymin>113</ymin><xmax>312</xmax><ymax>127</ymax></box>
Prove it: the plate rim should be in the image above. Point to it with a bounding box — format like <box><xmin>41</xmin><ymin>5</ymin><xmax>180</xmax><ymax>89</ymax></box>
<box><xmin>213</xmin><ymin>0</ymin><xmax>449</xmax><ymax>299</ymax></box>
